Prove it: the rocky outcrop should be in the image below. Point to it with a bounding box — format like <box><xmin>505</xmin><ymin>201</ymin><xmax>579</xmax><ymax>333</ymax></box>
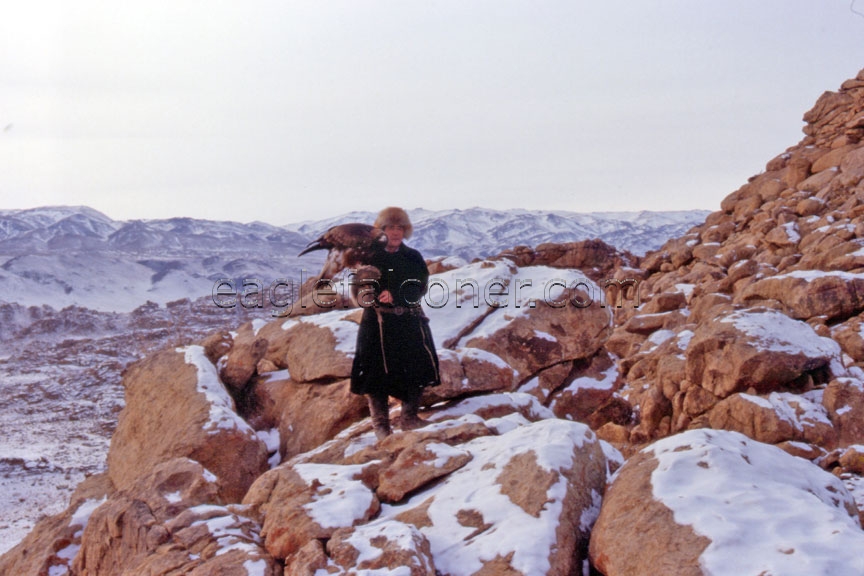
<box><xmin>12</xmin><ymin>69</ymin><xmax>864</xmax><ymax>576</ymax></box>
<box><xmin>107</xmin><ymin>345</ymin><xmax>269</xmax><ymax>502</ymax></box>
<box><xmin>74</xmin><ymin>458</ymin><xmax>278</xmax><ymax>575</ymax></box>
<box><xmin>244</xmin><ymin>399</ymin><xmax>609</xmax><ymax>575</ymax></box>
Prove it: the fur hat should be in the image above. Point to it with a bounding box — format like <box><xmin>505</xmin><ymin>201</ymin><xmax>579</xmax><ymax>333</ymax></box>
<box><xmin>374</xmin><ymin>206</ymin><xmax>412</xmax><ymax>239</ymax></box>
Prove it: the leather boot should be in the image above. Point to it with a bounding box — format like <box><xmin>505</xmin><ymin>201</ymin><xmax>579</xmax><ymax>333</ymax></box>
<box><xmin>368</xmin><ymin>394</ymin><xmax>391</xmax><ymax>440</ymax></box>
<box><xmin>400</xmin><ymin>396</ymin><xmax>424</xmax><ymax>431</ymax></box>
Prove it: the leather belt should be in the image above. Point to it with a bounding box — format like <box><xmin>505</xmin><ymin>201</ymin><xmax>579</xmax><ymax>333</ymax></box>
<box><xmin>377</xmin><ymin>305</ymin><xmax>423</xmax><ymax>316</ymax></box>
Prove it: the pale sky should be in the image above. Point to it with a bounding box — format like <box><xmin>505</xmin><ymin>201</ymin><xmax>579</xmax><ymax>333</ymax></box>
<box><xmin>1</xmin><ymin>1</ymin><xmax>863</xmax><ymax>225</ymax></box>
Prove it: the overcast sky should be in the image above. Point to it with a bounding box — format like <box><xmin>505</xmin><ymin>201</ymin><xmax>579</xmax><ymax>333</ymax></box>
<box><xmin>1</xmin><ymin>1</ymin><xmax>863</xmax><ymax>225</ymax></box>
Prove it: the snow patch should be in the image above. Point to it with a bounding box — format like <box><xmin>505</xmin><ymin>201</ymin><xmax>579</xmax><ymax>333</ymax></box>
<box><xmin>294</xmin><ymin>463</ymin><xmax>377</xmax><ymax>530</ymax></box>
<box><xmin>649</xmin><ymin>429</ymin><xmax>864</xmax><ymax>575</ymax></box>
<box><xmin>179</xmin><ymin>345</ymin><xmax>256</xmax><ymax>436</ymax></box>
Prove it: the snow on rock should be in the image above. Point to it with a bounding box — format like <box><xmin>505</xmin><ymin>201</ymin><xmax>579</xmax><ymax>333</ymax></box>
<box><xmin>243</xmin><ymin>394</ymin><xmax>606</xmax><ymax>575</ymax></box>
<box><xmin>590</xmin><ymin>429</ymin><xmax>864</xmax><ymax>576</ymax></box>
<box><xmin>254</xmin><ymin>309</ymin><xmax>359</xmax><ymax>382</ymax></box>
<box><xmin>182</xmin><ymin>345</ymin><xmax>255</xmax><ymax>434</ymax></box>
<box><xmin>326</xmin><ymin>520</ymin><xmax>436</xmax><ymax>576</ymax></box>
<box><xmin>685</xmin><ymin>308</ymin><xmax>843</xmax><ymax>398</ymax></box>
<box><xmin>377</xmin><ymin>418</ymin><xmax>607</xmax><ymax>576</ymax></box>
<box><xmin>422</xmin><ymin>346</ymin><xmax>517</xmax><ymax>405</ymax></box>
<box><xmin>106</xmin><ymin>346</ymin><xmax>268</xmax><ymax>503</ymax></box>
<box><xmin>740</xmin><ymin>269</ymin><xmax>864</xmax><ymax>321</ymax></box>
<box><xmin>707</xmin><ymin>390</ymin><xmax>838</xmax><ymax>447</ymax></box>
<box><xmin>426</xmin><ymin>391</ymin><xmax>555</xmax><ymax>424</ymax></box>
<box><xmin>653</xmin><ymin>429</ymin><xmax>864</xmax><ymax>574</ymax></box>
<box><xmin>242</xmin><ymin>460</ymin><xmax>381</xmax><ymax>560</ymax></box>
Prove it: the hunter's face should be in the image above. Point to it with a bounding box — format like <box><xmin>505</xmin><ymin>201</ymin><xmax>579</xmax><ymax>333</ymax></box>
<box><xmin>384</xmin><ymin>225</ymin><xmax>404</xmax><ymax>249</ymax></box>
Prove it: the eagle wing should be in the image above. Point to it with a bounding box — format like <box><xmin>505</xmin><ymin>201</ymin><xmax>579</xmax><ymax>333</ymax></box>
<box><xmin>298</xmin><ymin>223</ymin><xmax>387</xmax><ymax>280</ymax></box>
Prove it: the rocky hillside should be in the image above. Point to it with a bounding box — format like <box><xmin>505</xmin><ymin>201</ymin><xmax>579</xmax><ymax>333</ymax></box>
<box><xmin>6</xmin><ymin>70</ymin><xmax>864</xmax><ymax>574</ymax></box>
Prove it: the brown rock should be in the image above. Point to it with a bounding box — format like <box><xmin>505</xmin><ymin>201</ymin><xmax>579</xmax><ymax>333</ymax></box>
<box><xmin>604</xmin><ymin>327</ymin><xmax>646</xmax><ymax>358</ymax></box>
<box><xmin>281</xmin><ymin>315</ymin><xmax>357</xmax><ymax>382</ymax></box>
<box><xmin>377</xmin><ymin>441</ymin><xmax>472</xmax><ymax>503</ymax></box>
<box><xmin>682</xmin><ymin>385</ymin><xmax>720</xmax><ymax>417</ymax></box>
<box><xmin>707</xmin><ymin>392</ymin><xmax>836</xmax><ymax>447</ymax></box>
<box><xmin>621</xmin><ymin>310</ymin><xmax>687</xmax><ymax>335</ymax></box>
<box><xmin>589</xmin><ymin>449</ymin><xmax>709</xmax><ymax>575</ymax></box>
<box><xmin>831</xmin><ymin>316</ymin><xmax>864</xmax><ymax>361</ymax></box>
<box><xmin>285</xmin><ymin>539</ymin><xmax>329</xmax><ymax>576</ymax></box>
<box><xmin>823</xmin><ymin>378</ymin><xmax>864</xmax><ymax>446</ymax></box>
<box><xmin>642</xmin><ymin>291</ymin><xmax>687</xmax><ymax>314</ymax></box>
<box><xmin>243</xmin><ymin>461</ymin><xmax>380</xmax><ymax>560</ymax></box>
<box><xmin>463</xmin><ymin>295</ymin><xmax>612</xmax><ymax>382</ymax></box>
<box><xmin>777</xmin><ymin>440</ymin><xmax>827</xmax><ymax>461</ymax></box>
<box><xmin>587</xmin><ymin>395</ymin><xmax>633</xmax><ymax>429</ymax></box>
<box><xmin>685</xmin><ymin>308</ymin><xmax>839</xmax><ymax>398</ymax></box>
<box><xmin>378</xmin><ymin>421</ymin><xmax>494</xmax><ymax>454</ymax></box>
<box><xmin>250</xmin><ymin>374</ymin><xmax>368</xmax><ymax>460</ymax></box>
<box><xmin>421</xmin><ymin>347</ymin><xmax>517</xmax><ymax>405</ymax></box>
<box><xmin>548</xmin><ymin>352</ymin><xmax>619</xmax><ymax>423</ymax></box>
<box><xmin>796</xmin><ymin>168</ymin><xmax>838</xmax><ymax>194</ymax></box>
<box><xmin>764</xmin><ymin>222</ymin><xmax>800</xmax><ymax>248</ymax></box>
<box><xmin>795</xmin><ymin>198</ymin><xmax>825</xmax><ymax>217</ymax></box>
<box><xmin>520</xmin><ymin>360</ymin><xmax>574</xmax><ymax>404</ymax></box>
<box><xmin>327</xmin><ymin>522</ymin><xmax>436</xmax><ymax>575</ymax></box>
<box><xmin>638</xmin><ymin>384</ymin><xmax>672</xmax><ymax>437</ymax></box>
<box><xmin>107</xmin><ymin>346</ymin><xmax>268</xmax><ymax>503</ymax></box>
<box><xmin>838</xmin><ymin>145</ymin><xmax>864</xmax><ymax>187</ymax></box>
<box><xmin>73</xmin><ymin>458</ymin><xmax>278</xmax><ymax>576</ymax></box>
<box><xmin>740</xmin><ymin>271</ymin><xmax>864</xmax><ymax>321</ymax></box>
<box><xmin>200</xmin><ymin>330</ymin><xmax>233</xmax><ymax>364</ymax></box>
<box><xmin>594</xmin><ymin>422</ymin><xmax>631</xmax><ymax>445</ymax></box>
<box><xmin>220</xmin><ymin>336</ymin><xmax>268</xmax><ymax>391</ymax></box>
<box><xmin>811</xmin><ymin>144</ymin><xmax>855</xmax><ymax>173</ymax></box>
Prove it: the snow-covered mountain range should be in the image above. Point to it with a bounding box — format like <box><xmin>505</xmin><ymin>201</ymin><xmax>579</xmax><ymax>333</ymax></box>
<box><xmin>0</xmin><ymin>205</ymin><xmax>708</xmax><ymax>312</ymax></box>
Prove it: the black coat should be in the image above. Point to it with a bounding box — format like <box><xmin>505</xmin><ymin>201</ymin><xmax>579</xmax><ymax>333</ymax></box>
<box><xmin>350</xmin><ymin>244</ymin><xmax>440</xmax><ymax>400</ymax></box>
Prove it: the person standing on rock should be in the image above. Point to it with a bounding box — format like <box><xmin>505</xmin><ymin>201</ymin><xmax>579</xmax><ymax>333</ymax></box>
<box><xmin>350</xmin><ymin>207</ymin><xmax>440</xmax><ymax>440</ymax></box>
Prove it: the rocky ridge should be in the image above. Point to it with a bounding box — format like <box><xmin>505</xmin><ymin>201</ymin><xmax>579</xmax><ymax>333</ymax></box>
<box><xmin>6</xmin><ymin>70</ymin><xmax>864</xmax><ymax>574</ymax></box>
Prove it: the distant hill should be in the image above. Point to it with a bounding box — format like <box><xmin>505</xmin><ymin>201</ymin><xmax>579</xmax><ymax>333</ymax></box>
<box><xmin>0</xmin><ymin>206</ymin><xmax>708</xmax><ymax>311</ymax></box>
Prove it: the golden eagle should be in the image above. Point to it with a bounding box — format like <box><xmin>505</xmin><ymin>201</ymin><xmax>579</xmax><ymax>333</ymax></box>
<box><xmin>298</xmin><ymin>223</ymin><xmax>387</xmax><ymax>281</ymax></box>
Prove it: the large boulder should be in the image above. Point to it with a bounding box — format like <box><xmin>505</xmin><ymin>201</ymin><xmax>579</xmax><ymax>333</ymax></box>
<box><xmin>375</xmin><ymin>417</ymin><xmax>607</xmax><ymax>576</ymax></box>
<box><xmin>107</xmin><ymin>345</ymin><xmax>268</xmax><ymax>502</ymax></box>
<box><xmin>421</xmin><ymin>347</ymin><xmax>517</xmax><ymax>404</ymax></box>
<box><xmin>260</xmin><ymin>311</ymin><xmax>360</xmax><ymax>382</ymax></box>
<box><xmin>590</xmin><ymin>429</ymin><xmax>864</xmax><ymax>575</ymax></box>
<box><xmin>463</xmin><ymin>280</ymin><xmax>612</xmax><ymax>382</ymax></box>
<box><xmin>706</xmin><ymin>391</ymin><xmax>837</xmax><ymax>448</ymax></box>
<box><xmin>740</xmin><ymin>270</ymin><xmax>864</xmax><ymax>321</ymax></box>
<box><xmin>684</xmin><ymin>308</ymin><xmax>841</xmax><ymax>398</ymax></box>
<box><xmin>250</xmin><ymin>374</ymin><xmax>368</xmax><ymax>460</ymax></box>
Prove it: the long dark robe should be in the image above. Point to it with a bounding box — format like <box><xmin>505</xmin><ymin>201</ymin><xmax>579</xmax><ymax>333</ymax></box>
<box><xmin>350</xmin><ymin>243</ymin><xmax>440</xmax><ymax>400</ymax></box>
